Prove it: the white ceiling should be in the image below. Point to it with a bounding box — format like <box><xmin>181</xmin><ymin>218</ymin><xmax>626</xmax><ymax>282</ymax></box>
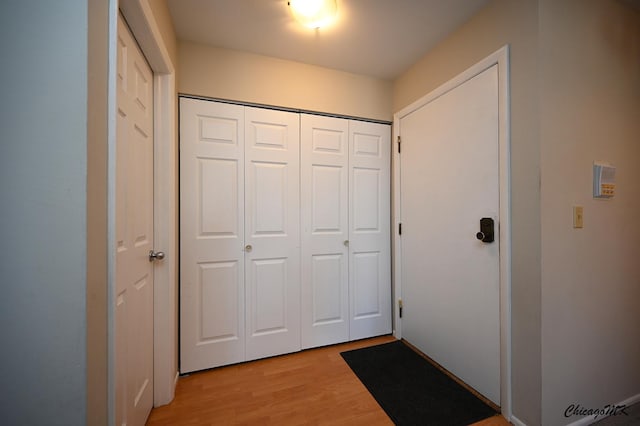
<box><xmin>166</xmin><ymin>0</ymin><xmax>491</xmax><ymax>80</ymax></box>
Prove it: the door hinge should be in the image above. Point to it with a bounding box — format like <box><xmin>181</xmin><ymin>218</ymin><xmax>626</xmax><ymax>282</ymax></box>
<box><xmin>398</xmin><ymin>222</ymin><xmax>402</xmax><ymax>235</ymax></box>
<box><xmin>397</xmin><ymin>135</ymin><xmax>401</xmax><ymax>153</ymax></box>
<box><xmin>398</xmin><ymin>299</ymin><xmax>403</xmax><ymax>318</ymax></box>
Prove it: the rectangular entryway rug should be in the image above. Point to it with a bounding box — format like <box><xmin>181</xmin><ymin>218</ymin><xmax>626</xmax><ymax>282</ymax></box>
<box><xmin>340</xmin><ymin>340</ymin><xmax>498</xmax><ymax>425</ymax></box>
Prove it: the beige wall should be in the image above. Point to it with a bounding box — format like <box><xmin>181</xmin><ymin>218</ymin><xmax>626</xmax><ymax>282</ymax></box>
<box><xmin>540</xmin><ymin>1</ymin><xmax>640</xmax><ymax>425</ymax></box>
<box><xmin>178</xmin><ymin>41</ymin><xmax>393</xmax><ymax>122</ymax></box>
<box><xmin>393</xmin><ymin>1</ymin><xmax>541</xmax><ymax>424</ymax></box>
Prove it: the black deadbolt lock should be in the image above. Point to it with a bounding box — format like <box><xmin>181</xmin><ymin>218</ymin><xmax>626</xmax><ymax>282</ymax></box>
<box><xmin>476</xmin><ymin>217</ymin><xmax>495</xmax><ymax>243</ymax></box>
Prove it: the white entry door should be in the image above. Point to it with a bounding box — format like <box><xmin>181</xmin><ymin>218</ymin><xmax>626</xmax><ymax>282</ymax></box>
<box><xmin>399</xmin><ymin>65</ymin><xmax>500</xmax><ymax>404</ymax></box>
<box><xmin>244</xmin><ymin>107</ymin><xmax>301</xmax><ymax>361</ymax></box>
<box><xmin>115</xmin><ymin>14</ymin><xmax>154</xmax><ymax>426</ymax></box>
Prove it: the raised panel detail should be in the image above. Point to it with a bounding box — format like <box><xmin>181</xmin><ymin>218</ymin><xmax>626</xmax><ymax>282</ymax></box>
<box><xmin>353</xmin><ymin>133</ymin><xmax>380</xmax><ymax>157</ymax></box>
<box><xmin>253</xmin><ymin>162</ymin><xmax>286</xmax><ymax>235</ymax></box>
<box><xmin>312</xmin><ymin>128</ymin><xmax>343</xmax><ymax>153</ymax></box>
<box><xmin>312</xmin><ymin>165</ymin><xmax>343</xmax><ymax>233</ymax></box>
<box><xmin>117</xmin><ymin>36</ymin><xmax>127</xmax><ymax>86</ymax></box>
<box><xmin>252</xmin><ymin>122</ymin><xmax>287</xmax><ymax>149</ymax></box>
<box><xmin>132</xmin><ymin>127</ymin><xmax>152</xmax><ymax>246</ymax></box>
<box><xmin>312</xmin><ymin>254</ymin><xmax>344</xmax><ymax>325</ymax></box>
<box><xmin>199</xmin><ymin>158</ymin><xmax>238</xmax><ymax>237</ymax></box>
<box><xmin>199</xmin><ymin>115</ymin><xmax>238</xmax><ymax>145</ymax></box>
<box><xmin>353</xmin><ymin>251</ymin><xmax>380</xmax><ymax>318</ymax></box>
<box><xmin>199</xmin><ymin>262</ymin><xmax>240</xmax><ymax>343</ymax></box>
<box><xmin>115</xmin><ymin>288</ymin><xmax>126</xmax><ymax>425</ymax></box>
<box><xmin>251</xmin><ymin>258</ymin><xmax>287</xmax><ymax>335</ymax></box>
<box><xmin>134</xmin><ymin>62</ymin><xmax>149</xmax><ymax>112</ymax></box>
<box><xmin>353</xmin><ymin>168</ymin><xmax>380</xmax><ymax>232</ymax></box>
<box><xmin>133</xmin><ymin>379</ymin><xmax>149</xmax><ymax>408</ymax></box>
<box><xmin>133</xmin><ymin>275</ymin><xmax>148</xmax><ymax>291</ymax></box>
<box><xmin>130</xmin><ymin>273</ymin><xmax>153</xmax><ymax>411</ymax></box>
<box><xmin>115</xmin><ymin>112</ymin><xmax>128</xmax><ymax>255</ymax></box>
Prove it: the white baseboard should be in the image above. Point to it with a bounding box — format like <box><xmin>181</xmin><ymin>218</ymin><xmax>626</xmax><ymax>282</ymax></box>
<box><xmin>565</xmin><ymin>393</ymin><xmax>640</xmax><ymax>426</ymax></box>
<box><xmin>510</xmin><ymin>414</ymin><xmax>528</xmax><ymax>426</ymax></box>
<box><xmin>565</xmin><ymin>415</ymin><xmax>599</xmax><ymax>426</ymax></box>
<box><xmin>174</xmin><ymin>370</ymin><xmax>179</xmax><ymax>385</ymax></box>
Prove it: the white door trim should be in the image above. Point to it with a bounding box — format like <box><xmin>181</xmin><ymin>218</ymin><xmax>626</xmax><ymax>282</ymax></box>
<box><xmin>392</xmin><ymin>45</ymin><xmax>511</xmax><ymax>420</ymax></box>
<box><xmin>109</xmin><ymin>0</ymin><xmax>177</xmax><ymax>422</ymax></box>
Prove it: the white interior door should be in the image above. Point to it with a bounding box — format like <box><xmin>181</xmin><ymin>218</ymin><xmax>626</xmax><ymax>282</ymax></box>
<box><xmin>399</xmin><ymin>64</ymin><xmax>500</xmax><ymax>404</ymax></box>
<box><xmin>301</xmin><ymin>114</ymin><xmax>350</xmax><ymax>349</ymax></box>
<box><xmin>244</xmin><ymin>107</ymin><xmax>301</xmax><ymax>360</ymax></box>
<box><xmin>115</xmin><ymin>14</ymin><xmax>154</xmax><ymax>426</ymax></box>
<box><xmin>179</xmin><ymin>99</ymin><xmax>246</xmax><ymax>373</ymax></box>
<box><xmin>349</xmin><ymin>120</ymin><xmax>392</xmax><ymax>340</ymax></box>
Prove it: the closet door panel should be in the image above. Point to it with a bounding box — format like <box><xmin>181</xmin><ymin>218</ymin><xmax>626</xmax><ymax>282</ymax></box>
<box><xmin>349</xmin><ymin>121</ymin><xmax>392</xmax><ymax>340</ymax></box>
<box><xmin>301</xmin><ymin>115</ymin><xmax>349</xmax><ymax>349</ymax></box>
<box><xmin>180</xmin><ymin>98</ymin><xmax>246</xmax><ymax>373</ymax></box>
<box><xmin>245</xmin><ymin>107</ymin><xmax>301</xmax><ymax>360</ymax></box>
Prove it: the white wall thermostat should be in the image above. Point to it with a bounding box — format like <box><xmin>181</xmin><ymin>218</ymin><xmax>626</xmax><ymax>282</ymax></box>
<box><xmin>593</xmin><ymin>162</ymin><xmax>616</xmax><ymax>199</ymax></box>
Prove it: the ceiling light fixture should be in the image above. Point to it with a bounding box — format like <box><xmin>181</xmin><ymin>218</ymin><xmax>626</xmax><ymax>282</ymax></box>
<box><xmin>288</xmin><ymin>0</ymin><xmax>338</xmax><ymax>29</ymax></box>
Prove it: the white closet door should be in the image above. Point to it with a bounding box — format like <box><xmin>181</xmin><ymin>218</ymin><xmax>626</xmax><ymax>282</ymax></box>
<box><xmin>349</xmin><ymin>121</ymin><xmax>392</xmax><ymax>340</ymax></box>
<box><xmin>301</xmin><ymin>115</ymin><xmax>349</xmax><ymax>349</ymax></box>
<box><xmin>244</xmin><ymin>107</ymin><xmax>301</xmax><ymax>360</ymax></box>
<box><xmin>180</xmin><ymin>98</ymin><xmax>246</xmax><ymax>373</ymax></box>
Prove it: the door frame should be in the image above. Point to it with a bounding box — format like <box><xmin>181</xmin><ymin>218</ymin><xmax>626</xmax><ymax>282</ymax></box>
<box><xmin>108</xmin><ymin>0</ymin><xmax>177</xmax><ymax>422</ymax></box>
<box><xmin>392</xmin><ymin>46</ymin><xmax>511</xmax><ymax>419</ymax></box>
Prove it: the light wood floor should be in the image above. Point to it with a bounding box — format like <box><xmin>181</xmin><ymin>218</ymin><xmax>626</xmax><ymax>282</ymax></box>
<box><xmin>147</xmin><ymin>336</ymin><xmax>511</xmax><ymax>425</ymax></box>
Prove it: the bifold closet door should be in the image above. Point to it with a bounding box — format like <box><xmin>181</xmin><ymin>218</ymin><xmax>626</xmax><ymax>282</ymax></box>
<box><xmin>244</xmin><ymin>107</ymin><xmax>301</xmax><ymax>361</ymax></box>
<box><xmin>180</xmin><ymin>98</ymin><xmax>246</xmax><ymax>373</ymax></box>
<box><xmin>349</xmin><ymin>120</ymin><xmax>392</xmax><ymax>340</ymax></box>
<box><xmin>301</xmin><ymin>115</ymin><xmax>350</xmax><ymax>349</ymax></box>
<box><xmin>180</xmin><ymin>97</ymin><xmax>388</xmax><ymax>371</ymax></box>
<box><xmin>301</xmin><ymin>116</ymin><xmax>392</xmax><ymax>348</ymax></box>
<box><xmin>180</xmin><ymin>99</ymin><xmax>301</xmax><ymax>373</ymax></box>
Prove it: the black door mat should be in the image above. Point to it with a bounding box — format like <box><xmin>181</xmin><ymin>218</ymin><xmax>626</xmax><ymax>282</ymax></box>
<box><xmin>341</xmin><ymin>340</ymin><xmax>498</xmax><ymax>426</ymax></box>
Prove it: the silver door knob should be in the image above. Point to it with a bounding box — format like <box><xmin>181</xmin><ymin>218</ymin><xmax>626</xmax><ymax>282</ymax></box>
<box><xmin>149</xmin><ymin>250</ymin><xmax>165</xmax><ymax>262</ymax></box>
<box><xmin>245</xmin><ymin>244</ymin><xmax>252</xmax><ymax>252</ymax></box>
<box><xmin>344</xmin><ymin>240</ymin><xmax>349</xmax><ymax>247</ymax></box>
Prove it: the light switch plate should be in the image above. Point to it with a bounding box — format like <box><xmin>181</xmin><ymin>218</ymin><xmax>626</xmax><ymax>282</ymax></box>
<box><xmin>573</xmin><ymin>206</ymin><xmax>584</xmax><ymax>228</ymax></box>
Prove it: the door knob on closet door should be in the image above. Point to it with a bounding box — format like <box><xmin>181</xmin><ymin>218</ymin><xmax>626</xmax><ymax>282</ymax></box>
<box><xmin>344</xmin><ymin>240</ymin><xmax>349</xmax><ymax>247</ymax></box>
<box><xmin>245</xmin><ymin>244</ymin><xmax>252</xmax><ymax>252</ymax></box>
<box><xmin>149</xmin><ymin>250</ymin><xmax>165</xmax><ymax>262</ymax></box>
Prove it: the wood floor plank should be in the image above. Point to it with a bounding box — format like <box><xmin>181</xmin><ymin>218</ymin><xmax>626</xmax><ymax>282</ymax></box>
<box><xmin>146</xmin><ymin>336</ymin><xmax>511</xmax><ymax>426</ymax></box>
